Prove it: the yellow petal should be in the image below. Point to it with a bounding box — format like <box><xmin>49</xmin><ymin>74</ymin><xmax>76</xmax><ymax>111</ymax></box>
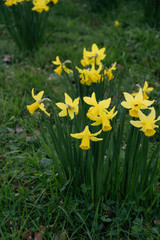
<box><xmin>90</xmin><ymin>136</ymin><xmax>103</xmax><ymax>141</ymax></box>
<box><xmin>148</xmin><ymin>107</ymin><xmax>155</xmax><ymax>121</ymax></box>
<box><xmin>92</xmin><ymin>129</ymin><xmax>102</xmax><ymax>137</ymax></box>
<box><xmin>56</xmin><ymin>102</ymin><xmax>66</xmax><ymax>110</ymax></box>
<box><xmin>121</xmin><ymin>101</ymin><xmax>132</xmax><ymax>109</ymax></box>
<box><xmin>65</xmin><ymin>93</ymin><xmax>73</xmax><ymax>105</ymax></box>
<box><xmin>83</xmin><ymin>92</ymin><xmax>97</xmax><ymax>106</ymax></box>
<box><xmin>73</xmin><ymin>97</ymin><xmax>80</xmax><ymax>106</ymax></box>
<box><xmin>58</xmin><ymin>109</ymin><xmax>67</xmax><ymax>117</ymax></box>
<box><xmin>130</xmin><ymin>120</ymin><xmax>142</xmax><ymax>128</ymax></box>
<box><xmin>70</xmin><ymin>132</ymin><xmax>83</xmax><ymax>139</ymax></box>
<box><xmin>52</xmin><ymin>56</ymin><xmax>61</xmax><ymax>65</ymax></box>
<box><xmin>32</xmin><ymin>88</ymin><xmax>44</xmax><ymax>102</ymax></box>
<box><xmin>123</xmin><ymin>92</ymin><xmax>133</xmax><ymax>103</ymax></box>
<box><xmin>99</xmin><ymin>98</ymin><xmax>111</xmax><ymax>109</ymax></box>
<box><xmin>138</xmin><ymin>110</ymin><xmax>147</xmax><ymax>121</ymax></box>
<box><xmin>39</xmin><ymin>103</ymin><xmax>50</xmax><ymax>116</ymax></box>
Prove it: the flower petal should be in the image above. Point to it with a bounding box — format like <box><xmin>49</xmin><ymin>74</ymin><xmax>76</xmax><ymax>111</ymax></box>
<box><xmin>130</xmin><ymin>120</ymin><xmax>142</xmax><ymax>128</ymax></box>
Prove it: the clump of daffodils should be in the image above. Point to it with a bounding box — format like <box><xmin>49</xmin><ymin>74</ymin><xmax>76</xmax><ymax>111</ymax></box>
<box><xmin>52</xmin><ymin>43</ymin><xmax>117</xmax><ymax>86</ymax></box>
<box><xmin>4</xmin><ymin>0</ymin><xmax>58</xmax><ymax>12</ymax></box>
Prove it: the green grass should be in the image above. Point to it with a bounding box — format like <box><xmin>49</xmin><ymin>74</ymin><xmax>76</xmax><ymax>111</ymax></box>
<box><xmin>0</xmin><ymin>0</ymin><xmax>160</xmax><ymax>239</ymax></box>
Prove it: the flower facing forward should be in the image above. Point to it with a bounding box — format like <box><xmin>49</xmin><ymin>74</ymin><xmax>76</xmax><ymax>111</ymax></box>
<box><xmin>132</xmin><ymin>81</ymin><xmax>154</xmax><ymax>100</ymax></box>
<box><xmin>87</xmin><ymin>107</ymin><xmax>117</xmax><ymax>131</ymax></box>
<box><xmin>83</xmin><ymin>92</ymin><xmax>111</xmax><ymax>117</ymax></box>
<box><xmin>121</xmin><ymin>89</ymin><xmax>154</xmax><ymax>117</ymax></box>
<box><xmin>27</xmin><ymin>89</ymin><xmax>50</xmax><ymax>116</ymax></box>
<box><xmin>130</xmin><ymin>108</ymin><xmax>160</xmax><ymax>137</ymax></box>
<box><xmin>104</xmin><ymin>62</ymin><xmax>117</xmax><ymax>81</ymax></box>
<box><xmin>52</xmin><ymin>56</ymin><xmax>73</xmax><ymax>75</ymax></box>
<box><xmin>56</xmin><ymin>93</ymin><xmax>79</xmax><ymax>119</ymax></box>
<box><xmin>70</xmin><ymin>126</ymin><xmax>103</xmax><ymax>150</ymax></box>
<box><xmin>81</xmin><ymin>43</ymin><xmax>106</xmax><ymax>66</ymax></box>
<box><xmin>32</xmin><ymin>0</ymin><xmax>50</xmax><ymax>13</ymax></box>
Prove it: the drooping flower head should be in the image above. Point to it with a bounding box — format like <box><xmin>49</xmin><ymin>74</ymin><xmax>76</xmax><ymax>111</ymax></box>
<box><xmin>130</xmin><ymin>107</ymin><xmax>160</xmax><ymax>137</ymax></box>
<box><xmin>56</xmin><ymin>93</ymin><xmax>79</xmax><ymax>120</ymax></box>
<box><xmin>132</xmin><ymin>81</ymin><xmax>154</xmax><ymax>100</ymax></box>
<box><xmin>87</xmin><ymin>107</ymin><xmax>117</xmax><ymax>131</ymax></box>
<box><xmin>27</xmin><ymin>88</ymin><xmax>50</xmax><ymax>116</ymax></box>
<box><xmin>104</xmin><ymin>62</ymin><xmax>117</xmax><ymax>81</ymax></box>
<box><xmin>70</xmin><ymin>126</ymin><xmax>103</xmax><ymax>150</ymax></box>
<box><xmin>76</xmin><ymin>64</ymin><xmax>102</xmax><ymax>86</ymax></box>
<box><xmin>121</xmin><ymin>89</ymin><xmax>154</xmax><ymax>117</ymax></box>
<box><xmin>52</xmin><ymin>56</ymin><xmax>73</xmax><ymax>76</ymax></box>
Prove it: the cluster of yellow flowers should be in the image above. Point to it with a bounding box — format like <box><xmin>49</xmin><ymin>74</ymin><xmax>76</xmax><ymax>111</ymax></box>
<box><xmin>27</xmin><ymin>90</ymin><xmax>117</xmax><ymax>150</ymax></box>
<box><xmin>27</xmin><ymin>44</ymin><xmax>160</xmax><ymax>150</ymax></box>
<box><xmin>27</xmin><ymin>81</ymin><xmax>160</xmax><ymax>149</ymax></box>
<box><xmin>121</xmin><ymin>81</ymin><xmax>160</xmax><ymax>137</ymax></box>
<box><xmin>52</xmin><ymin>43</ymin><xmax>117</xmax><ymax>85</ymax></box>
<box><xmin>4</xmin><ymin>0</ymin><xmax>58</xmax><ymax>13</ymax></box>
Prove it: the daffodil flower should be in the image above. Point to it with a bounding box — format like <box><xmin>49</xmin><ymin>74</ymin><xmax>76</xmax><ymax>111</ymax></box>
<box><xmin>32</xmin><ymin>0</ymin><xmax>50</xmax><ymax>13</ymax></box>
<box><xmin>130</xmin><ymin>107</ymin><xmax>160</xmax><ymax>137</ymax></box>
<box><xmin>83</xmin><ymin>92</ymin><xmax>111</xmax><ymax>117</ymax></box>
<box><xmin>104</xmin><ymin>62</ymin><xmax>117</xmax><ymax>81</ymax></box>
<box><xmin>82</xmin><ymin>43</ymin><xmax>106</xmax><ymax>66</ymax></box>
<box><xmin>52</xmin><ymin>56</ymin><xmax>73</xmax><ymax>76</ymax></box>
<box><xmin>87</xmin><ymin>107</ymin><xmax>117</xmax><ymax>131</ymax></box>
<box><xmin>76</xmin><ymin>64</ymin><xmax>102</xmax><ymax>86</ymax></box>
<box><xmin>51</xmin><ymin>0</ymin><xmax>58</xmax><ymax>4</ymax></box>
<box><xmin>27</xmin><ymin>89</ymin><xmax>50</xmax><ymax>116</ymax></box>
<box><xmin>115</xmin><ymin>20</ymin><xmax>120</xmax><ymax>27</ymax></box>
<box><xmin>56</xmin><ymin>93</ymin><xmax>79</xmax><ymax>119</ymax></box>
<box><xmin>5</xmin><ymin>0</ymin><xmax>17</xmax><ymax>6</ymax></box>
<box><xmin>132</xmin><ymin>81</ymin><xmax>154</xmax><ymax>100</ymax></box>
<box><xmin>70</xmin><ymin>126</ymin><xmax>103</xmax><ymax>150</ymax></box>
<box><xmin>121</xmin><ymin>89</ymin><xmax>154</xmax><ymax>117</ymax></box>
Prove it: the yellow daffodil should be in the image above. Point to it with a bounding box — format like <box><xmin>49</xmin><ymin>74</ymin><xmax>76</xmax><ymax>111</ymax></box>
<box><xmin>83</xmin><ymin>92</ymin><xmax>111</xmax><ymax>117</ymax></box>
<box><xmin>5</xmin><ymin>0</ymin><xmax>17</xmax><ymax>6</ymax></box>
<box><xmin>32</xmin><ymin>0</ymin><xmax>50</xmax><ymax>13</ymax></box>
<box><xmin>56</xmin><ymin>93</ymin><xmax>79</xmax><ymax>119</ymax></box>
<box><xmin>115</xmin><ymin>20</ymin><xmax>120</xmax><ymax>27</ymax></box>
<box><xmin>121</xmin><ymin>89</ymin><xmax>154</xmax><ymax>117</ymax></box>
<box><xmin>70</xmin><ymin>126</ymin><xmax>103</xmax><ymax>150</ymax></box>
<box><xmin>76</xmin><ymin>64</ymin><xmax>102</xmax><ymax>86</ymax></box>
<box><xmin>51</xmin><ymin>0</ymin><xmax>58</xmax><ymax>4</ymax></box>
<box><xmin>132</xmin><ymin>81</ymin><xmax>154</xmax><ymax>100</ymax></box>
<box><xmin>27</xmin><ymin>88</ymin><xmax>50</xmax><ymax>116</ymax></box>
<box><xmin>87</xmin><ymin>107</ymin><xmax>117</xmax><ymax>131</ymax></box>
<box><xmin>104</xmin><ymin>62</ymin><xmax>117</xmax><ymax>81</ymax></box>
<box><xmin>52</xmin><ymin>56</ymin><xmax>73</xmax><ymax>76</ymax></box>
<box><xmin>130</xmin><ymin>107</ymin><xmax>160</xmax><ymax>137</ymax></box>
<box><xmin>82</xmin><ymin>43</ymin><xmax>106</xmax><ymax>66</ymax></box>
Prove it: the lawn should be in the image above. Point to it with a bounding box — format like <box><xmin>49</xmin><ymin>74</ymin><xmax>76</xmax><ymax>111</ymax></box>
<box><xmin>0</xmin><ymin>0</ymin><xmax>160</xmax><ymax>239</ymax></box>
